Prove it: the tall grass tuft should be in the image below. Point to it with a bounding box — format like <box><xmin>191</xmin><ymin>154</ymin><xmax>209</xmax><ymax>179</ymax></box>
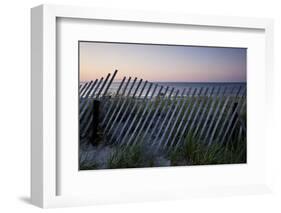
<box><xmin>168</xmin><ymin>133</ymin><xmax>246</xmax><ymax>166</ymax></box>
<box><xmin>79</xmin><ymin>158</ymin><xmax>99</xmax><ymax>170</ymax></box>
<box><xmin>107</xmin><ymin>143</ymin><xmax>156</xmax><ymax>169</ymax></box>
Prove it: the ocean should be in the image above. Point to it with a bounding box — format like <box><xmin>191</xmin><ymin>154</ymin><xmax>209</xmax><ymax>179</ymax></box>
<box><xmin>80</xmin><ymin>81</ymin><xmax>246</xmax><ymax>97</ymax></box>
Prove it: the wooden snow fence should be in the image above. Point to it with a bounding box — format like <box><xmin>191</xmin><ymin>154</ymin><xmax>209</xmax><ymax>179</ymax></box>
<box><xmin>79</xmin><ymin>70</ymin><xmax>246</xmax><ymax>151</ymax></box>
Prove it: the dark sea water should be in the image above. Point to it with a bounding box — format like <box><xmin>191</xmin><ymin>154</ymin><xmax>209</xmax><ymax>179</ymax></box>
<box><xmin>108</xmin><ymin>82</ymin><xmax>246</xmax><ymax>97</ymax></box>
<box><xmin>80</xmin><ymin>81</ymin><xmax>246</xmax><ymax>97</ymax></box>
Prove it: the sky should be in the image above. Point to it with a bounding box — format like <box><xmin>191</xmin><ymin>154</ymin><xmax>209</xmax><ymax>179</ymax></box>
<box><xmin>79</xmin><ymin>41</ymin><xmax>246</xmax><ymax>83</ymax></box>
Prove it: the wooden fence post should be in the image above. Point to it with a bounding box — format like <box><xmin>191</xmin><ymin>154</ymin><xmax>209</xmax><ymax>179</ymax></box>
<box><xmin>91</xmin><ymin>100</ymin><xmax>100</xmax><ymax>145</ymax></box>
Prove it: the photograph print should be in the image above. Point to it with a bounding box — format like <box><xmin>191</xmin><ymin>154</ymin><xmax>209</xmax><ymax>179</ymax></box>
<box><xmin>79</xmin><ymin>41</ymin><xmax>247</xmax><ymax>170</ymax></box>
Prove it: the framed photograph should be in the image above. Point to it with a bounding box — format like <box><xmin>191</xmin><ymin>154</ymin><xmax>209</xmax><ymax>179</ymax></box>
<box><xmin>31</xmin><ymin>4</ymin><xmax>274</xmax><ymax>208</ymax></box>
<box><xmin>78</xmin><ymin>41</ymin><xmax>248</xmax><ymax>170</ymax></box>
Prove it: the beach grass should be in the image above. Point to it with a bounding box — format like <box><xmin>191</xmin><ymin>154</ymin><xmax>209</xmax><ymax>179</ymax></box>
<box><xmin>79</xmin><ymin>94</ymin><xmax>246</xmax><ymax>169</ymax></box>
<box><xmin>107</xmin><ymin>143</ymin><xmax>156</xmax><ymax>169</ymax></box>
<box><xmin>168</xmin><ymin>133</ymin><xmax>246</xmax><ymax>166</ymax></box>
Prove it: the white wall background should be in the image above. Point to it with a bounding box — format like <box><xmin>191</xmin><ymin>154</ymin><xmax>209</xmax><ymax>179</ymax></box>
<box><xmin>0</xmin><ymin>0</ymin><xmax>280</xmax><ymax>212</ymax></box>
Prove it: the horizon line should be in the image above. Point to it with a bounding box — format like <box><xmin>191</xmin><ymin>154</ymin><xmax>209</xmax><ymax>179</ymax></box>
<box><xmin>80</xmin><ymin>80</ymin><xmax>246</xmax><ymax>83</ymax></box>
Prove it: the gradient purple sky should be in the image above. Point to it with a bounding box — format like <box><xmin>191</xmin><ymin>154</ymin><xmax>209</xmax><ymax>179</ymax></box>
<box><xmin>79</xmin><ymin>42</ymin><xmax>246</xmax><ymax>82</ymax></box>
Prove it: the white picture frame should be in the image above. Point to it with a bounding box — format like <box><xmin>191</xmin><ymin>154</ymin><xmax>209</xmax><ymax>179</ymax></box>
<box><xmin>31</xmin><ymin>4</ymin><xmax>274</xmax><ymax>208</ymax></box>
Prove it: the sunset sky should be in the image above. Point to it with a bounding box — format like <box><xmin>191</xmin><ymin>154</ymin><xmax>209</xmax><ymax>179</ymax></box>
<box><xmin>79</xmin><ymin>41</ymin><xmax>246</xmax><ymax>82</ymax></box>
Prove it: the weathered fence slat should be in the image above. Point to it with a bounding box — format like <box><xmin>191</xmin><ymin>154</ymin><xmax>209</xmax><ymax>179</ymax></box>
<box><xmin>103</xmin><ymin>77</ymin><xmax>132</xmax><ymax>131</ymax></box>
<box><xmin>205</xmin><ymin>96</ymin><xmax>230</xmax><ymax>145</ymax></box>
<box><xmin>126</xmin><ymin>84</ymin><xmax>159</xmax><ymax>147</ymax></box>
<box><xmin>130</xmin><ymin>86</ymin><xmax>164</xmax><ymax>146</ymax></box>
<box><xmin>84</xmin><ymin>79</ymin><xmax>98</xmax><ymax>98</ymax></box>
<box><xmin>224</xmin><ymin>100</ymin><xmax>246</xmax><ymax>145</ymax></box>
<box><xmin>114</xmin><ymin>81</ymin><xmax>148</xmax><ymax>144</ymax></box>
<box><xmin>177</xmin><ymin>87</ymin><xmax>206</xmax><ymax>143</ymax></box>
<box><xmin>80</xmin><ymin>81</ymin><xmax>91</xmax><ymax>97</ymax></box>
<box><xmin>109</xmin><ymin>79</ymin><xmax>143</xmax><ymax>142</ymax></box>
<box><xmin>215</xmin><ymin>87</ymin><xmax>244</xmax><ymax>142</ymax></box>
<box><xmin>206</xmin><ymin>97</ymin><xmax>230</xmax><ymax>144</ymax></box>
<box><xmin>186</xmin><ymin>87</ymin><xmax>210</xmax><ymax>137</ymax></box>
<box><xmin>138</xmin><ymin>86</ymin><xmax>170</xmax><ymax>145</ymax></box>
<box><xmin>197</xmin><ymin>87</ymin><xmax>224</xmax><ymax>140</ymax></box>
<box><xmin>201</xmin><ymin>87</ymin><xmax>228</xmax><ymax>142</ymax></box>
<box><xmin>96</xmin><ymin>70</ymin><xmax>119</xmax><ymax>115</ymax></box>
<box><xmin>101</xmin><ymin>77</ymin><xmax>126</xmax><ymax>125</ymax></box>
<box><xmin>220</xmin><ymin>96</ymin><xmax>246</xmax><ymax>144</ymax></box>
<box><xmin>79</xmin><ymin>71</ymin><xmax>246</xmax><ymax>151</ymax></box>
<box><xmin>79</xmin><ymin>82</ymin><xmax>88</xmax><ymax>93</ymax></box>
<box><xmin>81</xmin><ymin>81</ymin><xmax>93</xmax><ymax>98</ymax></box>
<box><xmin>118</xmin><ymin>82</ymin><xmax>153</xmax><ymax>146</ymax></box>
<box><xmin>147</xmin><ymin>88</ymin><xmax>175</xmax><ymax>144</ymax></box>
<box><xmin>80</xmin><ymin>78</ymin><xmax>103</xmax><ymax>123</ymax></box>
<box><xmin>79</xmin><ymin>80</ymin><xmax>98</xmax><ymax>118</ymax></box>
<box><xmin>81</xmin><ymin>73</ymin><xmax>116</xmax><ymax>137</ymax></box>
<box><xmin>173</xmin><ymin>87</ymin><xmax>204</xmax><ymax>150</ymax></box>
<box><xmin>160</xmin><ymin>88</ymin><xmax>187</xmax><ymax>149</ymax></box>
<box><xmin>151</xmin><ymin>89</ymin><xmax>180</xmax><ymax>147</ymax></box>
<box><xmin>161</xmin><ymin>88</ymin><xmax>191</xmax><ymax>148</ymax></box>
<box><xmin>192</xmin><ymin>87</ymin><xmax>216</xmax><ymax>137</ymax></box>
<box><xmin>166</xmin><ymin>88</ymin><xmax>197</xmax><ymax>149</ymax></box>
<box><xmin>80</xmin><ymin>78</ymin><xmax>103</xmax><ymax>120</ymax></box>
<box><xmin>81</xmin><ymin>78</ymin><xmax>115</xmax><ymax>137</ymax></box>
<box><xmin>102</xmin><ymin>70</ymin><xmax>118</xmax><ymax>97</ymax></box>
<box><xmin>106</xmin><ymin>77</ymin><xmax>138</xmax><ymax>140</ymax></box>
<box><xmin>96</xmin><ymin>73</ymin><xmax>111</xmax><ymax>98</ymax></box>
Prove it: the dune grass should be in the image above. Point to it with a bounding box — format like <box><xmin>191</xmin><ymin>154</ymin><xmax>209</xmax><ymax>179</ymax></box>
<box><xmin>168</xmin><ymin>133</ymin><xmax>246</xmax><ymax>166</ymax></box>
<box><xmin>80</xmin><ymin>94</ymin><xmax>246</xmax><ymax>170</ymax></box>
<box><xmin>107</xmin><ymin>143</ymin><xmax>156</xmax><ymax>169</ymax></box>
<box><xmin>79</xmin><ymin>161</ymin><xmax>99</xmax><ymax>170</ymax></box>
